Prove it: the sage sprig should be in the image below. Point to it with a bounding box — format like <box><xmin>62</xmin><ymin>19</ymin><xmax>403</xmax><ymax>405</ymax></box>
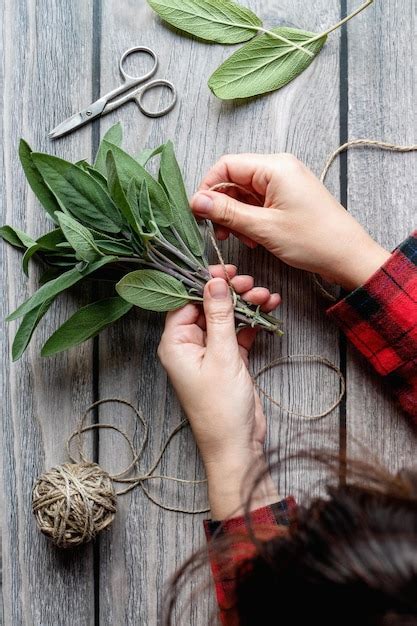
<box><xmin>1</xmin><ymin>122</ymin><xmax>283</xmax><ymax>359</ymax></box>
<box><xmin>147</xmin><ymin>0</ymin><xmax>374</xmax><ymax>100</ymax></box>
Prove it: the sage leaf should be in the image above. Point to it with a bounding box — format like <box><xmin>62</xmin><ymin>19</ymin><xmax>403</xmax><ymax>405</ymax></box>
<box><xmin>208</xmin><ymin>27</ymin><xmax>327</xmax><ymax>99</ymax></box>
<box><xmin>147</xmin><ymin>0</ymin><xmax>262</xmax><ymax>44</ymax></box>
<box><xmin>19</xmin><ymin>140</ymin><xmax>60</xmax><ymax>223</ymax></box>
<box><xmin>139</xmin><ymin>180</ymin><xmax>159</xmax><ymax>238</ymax></box>
<box><xmin>22</xmin><ymin>244</ymin><xmax>41</xmax><ymax>276</ymax></box>
<box><xmin>41</xmin><ymin>296</ymin><xmax>132</xmax><ymax>356</ymax></box>
<box><xmin>0</xmin><ymin>225</ymin><xmax>36</xmax><ymax>249</ymax></box>
<box><xmin>94</xmin><ymin>240</ymin><xmax>133</xmax><ymax>255</ymax></box>
<box><xmin>101</xmin><ymin>141</ymin><xmax>174</xmax><ymax>227</ymax></box>
<box><xmin>106</xmin><ymin>151</ymin><xmax>140</xmax><ymax>233</ymax></box>
<box><xmin>85</xmin><ymin>166</ymin><xmax>109</xmax><ymax>190</ymax></box>
<box><xmin>36</xmin><ymin>228</ymin><xmax>67</xmax><ymax>250</ymax></box>
<box><xmin>136</xmin><ymin>145</ymin><xmax>165</xmax><ymax>166</ymax></box>
<box><xmin>94</xmin><ymin>122</ymin><xmax>124</xmax><ymax>175</ymax></box>
<box><xmin>7</xmin><ymin>256</ymin><xmax>117</xmax><ymax>321</ymax></box>
<box><xmin>116</xmin><ymin>269</ymin><xmax>198</xmax><ymax>312</ymax></box>
<box><xmin>31</xmin><ymin>153</ymin><xmax>123</xmax><ymax>233</ymax></box>
<box><xmin>12</xmin><ymin>298</ymin><xmax>54</xmax><ymax>360</ymax></box>
<box><xmin>56</xmin><ymin>212</ymin><xmax>102</xmax><ymax>262</ymax></box>
<box><xmin>159</xmin><ymin>141</ymin><xmax>205</xmax><ymax>257</ymax></box>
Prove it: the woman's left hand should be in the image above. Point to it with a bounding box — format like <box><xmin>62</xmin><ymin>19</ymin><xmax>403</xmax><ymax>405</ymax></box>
<box><xmin>157</xmin><ymin>265</ymin><xmax>281</xmax><ymax>518</ymax></box>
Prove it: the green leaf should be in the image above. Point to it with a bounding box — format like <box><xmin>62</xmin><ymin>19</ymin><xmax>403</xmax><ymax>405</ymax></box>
<box><xmin>105</xmin><ymin>151</ymin><xmax>140</xmax><ymax>233</ymax></box>
<box><xmin>36</xmin><ymin>228</ymin><xmax>67</xmax><ymax>250</ymax></box>
<box><xmin>100</xmin><ymin>142</ymin><xmax>174</xmax><ymax>227</ymax></box>
<box><xmin>31</xmin><ymin>153</ymin><xmax>123</xmax><ymax>233</ymax></box>
<box><xmin>18</xmin><ymin>140</ymin><xmax>60</xmax><ymax>223</ymax></box>
<box><xmin>41</xmin><ymin>296</ymin><xmax>132</xmax><ymax>356</ymax></box>
<box><xmin>159</xmin><ymin>141</ymin><xmax>205</xmax><ymax>257</ymax></box>
<box><xmin>56</xmin><ymin>212</ymin><xmax>102</xmax><ymax>262</ymax></box>
<box><xmin>85</xmin><ymin>166</ymin><xmax>109</xmax><ymax>190</ymax></box>
<box><xmin>147</xmin><ymin>0</ymin><xmax>262</xmax><ymax>44</ymax></box>
<box><xmin>138</xmin><ymin>180</ymin><xmax>159</xmax><ymax>238</ymax></box>
<box><xmin>208</xmin><ymin>27</ymin><xmax>327</xmax><ymax>100</ymax></box>
<box><xmin>22</xmin><ymin>244</ymin><xmax>41</xmax><ymax>276</ymax></box>
<box><xmin>94</xmin><ymin>240</ymin><xmax>133</xmax><ymax>255</ymax></box>
<box><xmin>94</xmin><ymin>122</ymin><xmax>124</xmax><ymax>175</ymax></box>
<box><xmin>0</xmin><ymin>225</ymin><xmax>36</xmax><ymax>249</ymax></box>
<box><xmin>136</xmin><ymin>145</ymin><xmax>165</xmax><ymax>166</ymax></box>
<box><xmin>116</xmin><ymin>269</ymin><xmax>197</xmax><ymax>311</ymax></box>
<box><xmin>12</xmin><ymin>298</ymin><xmax>55</xmax><ymax>360</ymax></box>
<box><xmin>7</xmin><ymin>256</ymin><xmax>117</xmax><ymax>321</ymax></box>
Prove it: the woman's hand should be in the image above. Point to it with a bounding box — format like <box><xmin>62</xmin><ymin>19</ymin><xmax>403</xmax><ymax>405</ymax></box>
<box><xmin>157</xmin><ymin>265</ymin><xmax>280</xmax><ymax>519</ymax></box>
<box><xmin>191</xmin><ymin>154</ymin><xmax>390</xmax><ymax>290</ymax></box>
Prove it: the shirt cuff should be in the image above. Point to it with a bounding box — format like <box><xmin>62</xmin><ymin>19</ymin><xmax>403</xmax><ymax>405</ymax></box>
<box><xmin>203</xmin><ymin>496</ymin><xmax>297</xmax><ymax>540</ymax></box>
<box><xmin>327</xmin><ymin>230</ymin><xmax>417</xmax><ymax>377</ymax></box>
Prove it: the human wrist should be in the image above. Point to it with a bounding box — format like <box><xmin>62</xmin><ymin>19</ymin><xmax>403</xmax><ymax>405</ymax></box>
<box><xmin>204</xmin><ymin>447</ymin><xmax>280</xmax><ymax>520</ymax></box>
<box><xmin>335</xmin><ymin>238</ymin><xmax>391</xmax><ymax>290</ymax></box>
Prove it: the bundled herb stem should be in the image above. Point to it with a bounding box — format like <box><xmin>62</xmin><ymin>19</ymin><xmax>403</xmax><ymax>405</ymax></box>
<box><xmin>146</xmin><ymin>0</ymin><xmax>374</xmax><ymax>99</ymax></box>
<box><xmin>1</xmin><ymin>122</ymin><xmax>282</xmax><ymax>360</ymax></box>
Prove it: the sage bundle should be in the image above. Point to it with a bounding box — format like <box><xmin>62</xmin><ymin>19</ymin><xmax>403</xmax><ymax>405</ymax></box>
<box><xmin>146</xmin><ymin>0</ymin><xmax>373</xmax><ymax>100</ymax></box>
<box><xmin>1</xmin><ymin>122</ymin><xmax>282</xmax><ymax>360</ymax></box>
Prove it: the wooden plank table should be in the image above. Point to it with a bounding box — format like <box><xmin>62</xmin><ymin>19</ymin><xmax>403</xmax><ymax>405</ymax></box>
<box><xmin>1</xmin><ymin>1</ymin><xmax>416</xmax><ymax>624</ymax></box>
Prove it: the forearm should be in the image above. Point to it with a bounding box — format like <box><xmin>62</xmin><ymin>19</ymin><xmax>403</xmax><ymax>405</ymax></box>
<box><xmin>204</xmin><ymin>448</ymin><xmax>280</xmax><ymax>520</ymax></box>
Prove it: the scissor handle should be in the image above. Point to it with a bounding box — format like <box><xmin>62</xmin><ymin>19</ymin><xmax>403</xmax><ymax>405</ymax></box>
<box><xmin>119</xmin><ymin>46</ymin><xmax>158</xmax><ymax>84</ymax></box>
<box><xmin>136</xmin><ymin>79</ymin><xmax>177</xmax><ymax>118</ymax></box>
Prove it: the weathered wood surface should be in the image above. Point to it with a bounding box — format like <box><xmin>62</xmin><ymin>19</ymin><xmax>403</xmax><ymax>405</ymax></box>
<box><xmin>346</xmin><ymin>0</ymin><xmax>417</xmax><ymax>469</ymax></box>
<box><xmin>1</xmin><ymin>1</ymin><xmax>97</xmax><ymax>625</ymax></box>
<box><xmin>1</xmin><ymin>1</ymin><xmax>415</xmax><ymax>625</ymax></box>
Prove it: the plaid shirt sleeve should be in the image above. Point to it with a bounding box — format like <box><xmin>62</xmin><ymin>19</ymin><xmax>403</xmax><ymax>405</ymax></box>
<box><xmin>203</xmin><ymin>497</ymin><xmax>296</xmax><ymax>626</ymax></box>
<box><xmin>327</xmin><ymin>230</ymin><xmax>417</xmax><ymax>421</ymax></box>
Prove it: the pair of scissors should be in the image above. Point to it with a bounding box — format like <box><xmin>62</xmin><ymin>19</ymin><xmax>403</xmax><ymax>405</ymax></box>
<box><xmin>49</xmin><ymin>46</ymin><xmax>177</xmax><ymax>139</ymax></box>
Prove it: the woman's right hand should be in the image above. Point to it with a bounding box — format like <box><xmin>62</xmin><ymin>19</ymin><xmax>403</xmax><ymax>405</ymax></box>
<box><xmin>190</xmin><ymin>153</ymin><xmax>390</xmax><ymax>291</ymax></box>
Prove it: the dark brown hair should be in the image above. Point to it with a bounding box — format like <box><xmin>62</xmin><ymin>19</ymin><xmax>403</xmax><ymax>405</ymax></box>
<box><xmin>164</xmin><ymin>449</ymin><xmax>417</xmax><ymax>625</ymax></box>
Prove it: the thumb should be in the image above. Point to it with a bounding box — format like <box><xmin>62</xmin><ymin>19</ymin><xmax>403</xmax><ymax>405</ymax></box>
<box><xmin>203</xmin><ymin>278</ymin><xmax>239</xmax><ymax>359</ymax></box>
<box><xmin>191</xmin><ymin>191</ymin><xmax>270</xmax><ymax>244</ymax></box>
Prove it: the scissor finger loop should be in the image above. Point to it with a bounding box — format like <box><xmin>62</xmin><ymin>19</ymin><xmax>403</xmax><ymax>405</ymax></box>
<box><xmin>136</xmin><ymin>79</ymin><xmax>177</xmax><ymax>118</ymax></box>
<box><xmin>119</xmin><ymin>46</ymin><xmax>158</xmax><ymax>84</ymax></box>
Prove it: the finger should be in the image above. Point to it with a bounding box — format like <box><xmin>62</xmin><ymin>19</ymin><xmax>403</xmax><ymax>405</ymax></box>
<box><xmin>198</xmin><ymin>153</ymin><xmax>277</xmax><ymax>197</ymax></box>
<box><xmin>203</xmin><ymin>278</ymin><xmax>239</xmax><ymax>359</ymax></box>
<box><xmin>240</xmin><ymin>286</ymin><xmax>271</xmax><ymax>306</ymax></box>
<box><xmin>164</xmin><ymin>303</ymin><xmax>200</xmax><ymax>333</ymax></box>
<box><xmin>230</xmin><ymin>275</ymin><xmax>254</xmax><ymax>293</ymax></box>
<box><xmin>208</xmin><ymin>264</ymin><xmax>237</xmax><ymax>279</ymax></box>
<box><xmin>237</xmin><ymin>326</ymin><xmax>258</xmax><ymax>355</ymax></box>
<box><xmin>190</xmin><ymin>190</ymin><xmax>272</xmax><ymax>245</ymax></box>
<box><xmin>261</xmin><ymin>293</ymin><xmax>281</xmax><ymax>312</ymax></box>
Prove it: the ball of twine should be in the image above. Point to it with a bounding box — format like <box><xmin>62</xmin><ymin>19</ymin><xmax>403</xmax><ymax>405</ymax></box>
<box><xmin>32</xmin><ymin>461</ymin><xmax>116</xmax><ymax>548</ymax></box>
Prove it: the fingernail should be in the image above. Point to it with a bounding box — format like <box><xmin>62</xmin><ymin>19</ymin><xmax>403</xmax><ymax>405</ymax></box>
<box><xmin>208</xmin><ymin>278</ymin><xmax>229</xmax><ymax>299</ymax></box>
<box><xmin>192</xmin><ymin>193</ymin><xmax>214</xmax><ymax>216</ymax></box>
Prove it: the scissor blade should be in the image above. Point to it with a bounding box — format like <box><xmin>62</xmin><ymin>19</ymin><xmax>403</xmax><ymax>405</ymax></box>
<box><xmin>48</xmin><ymin>112</ymin><xmax>87</xmax><ymax>139</ymax></box>
<box><xmin>48</xmin><ymin>99</ymin><xmax>107</xmax><ymax>139</ymax></box>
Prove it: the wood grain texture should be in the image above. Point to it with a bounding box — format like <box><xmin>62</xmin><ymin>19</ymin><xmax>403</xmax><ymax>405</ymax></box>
<box><xmin>1</xmin><ymin>1</ymin><xmax>97</xmax><ymax>624</ymax></box>
<box><xmin>96</xmin><ymin>1</ymin><xmax>341</xmax><ymax>624</ymax></box>
<box><xmin>346</xmin><ymin>1</ymin><xmax>417</xmax><ymax>470</ymax></box>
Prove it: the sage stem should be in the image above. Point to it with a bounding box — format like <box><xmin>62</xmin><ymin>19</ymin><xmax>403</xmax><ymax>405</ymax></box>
<box><xmin>305</xmin><ymin>0</ymin><xmax>374</xmax><ymax>45</ymax></box>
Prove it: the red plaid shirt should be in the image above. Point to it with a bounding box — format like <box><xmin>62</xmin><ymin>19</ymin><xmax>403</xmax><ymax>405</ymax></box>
<box><xmin>204</xmin><ymin>231</ymin><xmax>417</xmax><ymax>625</ymax></box>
